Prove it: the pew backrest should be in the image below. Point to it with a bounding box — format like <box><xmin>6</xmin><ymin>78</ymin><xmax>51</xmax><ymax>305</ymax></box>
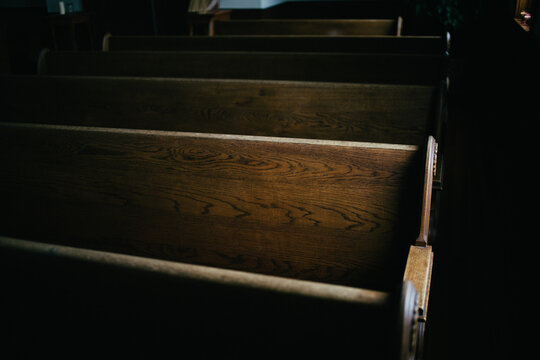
<box><xmin>0</xmin><ymin>122</ymin><xmax>433</xmax><ymax>291</ymax></box>
<box><xmin>103</xmin><ymin>34</ymin><xmax>447</xmax><ymax>55</ymax></box>
<box><xmin>37</xmin><ymin>50</ymin><xmax>446</xmax><ymax>85</ymax></box>
<box><xmin>1</xmin><ymin>75</ymin><xmax>445</xmax><ymax>146</ymax></box>
<box><xmin>1</xmin><ymin>234</ymin><xmax>415</xmax><ymax>359</ymax></box>
<box><xmin>212</xmin><ymin>18</ymin><xmax>402</xmax><ymax>36</ymax></box>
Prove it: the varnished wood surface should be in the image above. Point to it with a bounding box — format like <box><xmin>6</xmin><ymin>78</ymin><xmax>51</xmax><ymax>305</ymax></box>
<box><xmin>0</xmin><ymin>123</ymin><xmax>425</xmax><ymax>290</ymax></box>
<box><xmin>403</xmin><ymin>245</ymin><xmax>433</xmax><ymax>320</ymax></box>
<box><xmin>104</xmin><ymin>34</ymin><xmax>446</xmax><ymax>54</ymax></box>
<box><xmin>417</xmin><ymin>135</ymin><xmax>437</xmax><ymax>246</ymax></box>
<box><xmin>38</xmin><ymin>50</ymin><xmax>446</xmax><ymax>85</ymax></box>
<box><xmin>1</xmin><ymin>75</ymin><xmax>440</xmax><ymax>145</ymax></box>
<box><xmin>0</xmin><ymin>236</ymin><xmax>390</xmax><ymax>305</ymax></box>
<box><xmin>213</xmin><ymin>19</ymin><xmax>399</xmax><ymax>36</ymax></box>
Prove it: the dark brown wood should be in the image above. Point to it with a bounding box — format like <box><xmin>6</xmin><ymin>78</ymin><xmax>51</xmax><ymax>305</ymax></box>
<box><xmin>0</xmin><ymin>235</ymin><xmax>403</xmax><ymax>359</ymax></box>
<box><xmin>46</xmin><ymin>12</ymin><xmax>95</xmax><ymax>50</ymax></box>
<box><xmin>398</xmin><ymin>281</ymin><xmax>420</xmax><ymax>360</ymax></box>
<box><xmin>1</xmin><ymin>75</ymin><xmax>441</xmax><ymax>146</ymax></box>
<box><xmin>213</xmin><ymin>19</ymin><xmax>400</xmax><ymax>36</ymax></box>
<box><xmin>0</xmin><ymin>236</ymin><xmax>390</xmax><ymax>305</ymax></box>
<box><xmin>0</xmin><ymin>123</ymin><xmax>426</xmax><ymax>291</ymax></box>
<box><xmin>103</xmin><ymin>34</ymin><xmax>447</xmax><ymax>54</ymax></box>
<box><xmin>37</xmin><ymin>50</ymin><xmax>445</xmax><ymax>85</ymax></box>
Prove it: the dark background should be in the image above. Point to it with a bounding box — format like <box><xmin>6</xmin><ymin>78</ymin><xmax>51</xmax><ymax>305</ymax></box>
<box><xmin>1</xmin><ymin>1</ymin><xmax>537</xmax><ymax>359</ymax></box>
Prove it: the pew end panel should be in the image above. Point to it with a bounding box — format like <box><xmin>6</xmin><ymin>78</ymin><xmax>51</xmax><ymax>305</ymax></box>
<box><xmin>403</xmin><ymin>245</ymin><xmax>433</xmax><ymax>321</ymax></box>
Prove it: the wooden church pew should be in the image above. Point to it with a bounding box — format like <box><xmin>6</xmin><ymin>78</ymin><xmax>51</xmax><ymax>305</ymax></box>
<box><xmin>0</xmin><ymin>123</ymin><xmax>435</xmax><ymax>359</ymax></box>
<box><xmin>37</xmin><ymin>49</ymin><xmax>446</xmax><ymax>85</ymax></box>
<box><xmin>1</xmin><ymin>74</ymin><xmax>446</xmax><ymax>147</ymax></box>
<box><xmin>0</xmin><ymin>235</ymin><xmax>420</xmax><ymax>359</ymax></box>
<box><xmin>212</xmin><ymin>18</ymin><xmax>403</xmax><ymax>36</ymax></box>
<box><xmin>0</xmin><ymin>80</ymin><xmax>436</xmax><ymax>356</ymax></box>
<box><xmin>102</xmin><ymin>34</ymin><xmax>447</xmax><ymax>55</ymax></box>
<box><xmin>0</xmin><ymin>122</ymin><xmax>435</xmax><ymax>309</ymax></box>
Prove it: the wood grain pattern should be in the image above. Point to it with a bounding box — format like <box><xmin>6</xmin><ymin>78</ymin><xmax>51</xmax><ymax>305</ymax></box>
<box><xmin>1</xmin><ymin>75</ymin><xmax>439</xmax><ymax>145</ymax></box>
<box><xmin>38</xmin><ymin>50</ymin><xmax>445</xmax><ymax>85</ymax></box>
<box><xmin>403</xmin><ymin>245</ymin><xmax>433</xmax><ymax>320</ymax></box>
<box><xmin>105</xmin><ymin>35</ymin><xmax>446</xmax><ymax>54</ymax></box>
<box><xmin>213</xmin><ymin>19</ymin><xmax>399</xmax><ymax>36</ymax></box>
<box><xmin>0</xmin><ymin>123</ymin><xmax>424</xmax><ymax>290</ymax></box>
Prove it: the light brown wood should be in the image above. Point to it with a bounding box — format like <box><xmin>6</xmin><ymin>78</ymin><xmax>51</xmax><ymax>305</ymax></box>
<box><xmin>403</xmin><ymin>245</ymin><xmax>433</xmax><ymax>320</ymax></box>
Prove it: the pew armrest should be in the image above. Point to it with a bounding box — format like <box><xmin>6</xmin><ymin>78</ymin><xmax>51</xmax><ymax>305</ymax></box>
<box><xmin>102</xmin><ymin>32</ymin><xmax>112</xmax><ymax>51</ymax></box>
<box><xmin>416</xmin><ymin>136</ymin><xmax>437</xmax><ymax>246</ymax></box>
<box><xmin>403</xmin><ymin>245</ymin><xmax>433</xmax><ymax>321</ymax></box>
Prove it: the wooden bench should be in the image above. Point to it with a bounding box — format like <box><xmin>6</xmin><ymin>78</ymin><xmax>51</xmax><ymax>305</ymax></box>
<box><xmin>37</xmin><ymin>49</ymin><xmax>446</xmax><ymax>85</ymax></box>
<box><xmin>0</xmin><ymin>122</ymin><xmax>436</xmax><ymax>359</ymax></box>
<box><xmin>102</xmin><ymin>34</ymin><xmax>448</xmax><ymax>55</ymax></box>
<box><xmin>212</xmin><ymin>18</ymin><xmax>403</xmax><ymax>36</ymax></box>
<box><xmin>0</xmin><ymin>235</ymin><xmax>421</xmax><ymax>359</ymax></box>
<box><xmin>1</xmin><ymin>74</ymin><xmax>446</xmax><ymax>146</ymax></box>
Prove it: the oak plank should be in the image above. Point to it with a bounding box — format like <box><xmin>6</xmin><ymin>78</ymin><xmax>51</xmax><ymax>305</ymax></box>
<box><xmin>1</xmin><ymin>75</ymin><xmax>440</xmax><ymax>145</ymax></box>
<box><xmin>0</xmin><ymin>123</ymin><xmax>425</xmax><ymax>290</ymax></box>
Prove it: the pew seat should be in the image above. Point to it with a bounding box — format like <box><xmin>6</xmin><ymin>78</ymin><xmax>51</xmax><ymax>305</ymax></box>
<box><xmin>0</xmin><ymin>235</ymin><xmax>423</xmax><ymax>359</ymax></box>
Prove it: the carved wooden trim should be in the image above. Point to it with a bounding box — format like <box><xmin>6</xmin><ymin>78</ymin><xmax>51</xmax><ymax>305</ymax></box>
<box><xmin>416</xmin><ymin>136</ymin><xmax>436</xmax><ymax>247</ymax></box>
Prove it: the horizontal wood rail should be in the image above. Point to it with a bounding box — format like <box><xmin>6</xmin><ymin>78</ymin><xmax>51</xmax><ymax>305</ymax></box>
<box><xmin>212</xmin><ymin>18</ymin><xmax>402</xmax><ymax>36</ymax></box>
<box><xmin>103</xmin><ymin>34</ymin><xmax>447</xmax><ymax>54</ymax></box>
<box><xmin>37</xmin><ymin>50</ymin><xmax>446</xmax><ymax>85</ymax></box>
<box><xmin>0</xmin><ymin>236</ymin><xmax>389</xmax><ymax>305</ymax></box>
